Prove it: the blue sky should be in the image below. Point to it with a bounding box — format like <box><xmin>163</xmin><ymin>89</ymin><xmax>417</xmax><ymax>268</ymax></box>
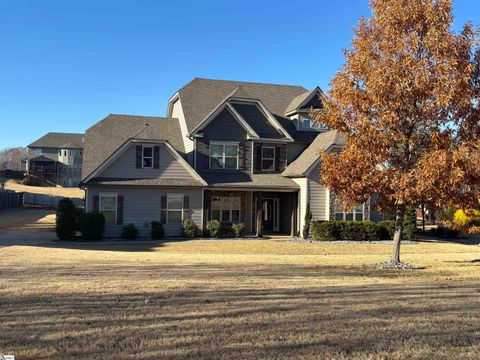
<box><xmin>0</xmin><ymin>0</ymin><xmax>479</xmax><ymax>148</ymax></box>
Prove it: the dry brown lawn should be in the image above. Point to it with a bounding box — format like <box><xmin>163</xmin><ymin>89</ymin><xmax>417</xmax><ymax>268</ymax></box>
<box><xmin>1</xmin><ymin>234</ymin><xmax>480</xmax><ymax>359</ymax></box>
<box><xmin>5</xmin><ymin>180</ymin><xmax>84</xmax><ymax>199</ymax></box>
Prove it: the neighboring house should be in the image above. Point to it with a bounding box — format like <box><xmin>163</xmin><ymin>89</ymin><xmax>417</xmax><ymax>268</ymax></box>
<box><xmin>27</xmin><ymin>132</ymin><xmax>84</xmax><ymax>187</ymax></box>
<box><xmin>81</xmin><ymin>78</ymin><xmax>379</xmax><ymax>238</ymax></box>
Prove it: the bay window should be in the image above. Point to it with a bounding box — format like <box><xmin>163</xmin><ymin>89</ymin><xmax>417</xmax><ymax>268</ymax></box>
<box><xmin>211</xmin><ymin>196</ymin><xmax>241</xmax><ymax>222</ymax></box>
<box><xmin>335</xmin><ymin>203</ymin><xmax>364</xmax><ymax>221</ymax></box>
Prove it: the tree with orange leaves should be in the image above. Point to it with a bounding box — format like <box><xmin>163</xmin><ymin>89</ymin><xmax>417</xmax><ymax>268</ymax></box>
<box><xmin>315</xmin><ymin>0</ymin><xmax>480</xmax><ymax>266</ymax></box>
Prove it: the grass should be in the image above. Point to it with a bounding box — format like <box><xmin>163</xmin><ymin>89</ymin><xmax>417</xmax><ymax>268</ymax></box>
<box><xmin>2</xmin><ymin>234</ymin><xmax>480</xmax><ymax>359</ymax></box>
<box><xmin>5</xmin><ymin>179</ymin><xmax>84</xmax><ymax>199</ymax></box>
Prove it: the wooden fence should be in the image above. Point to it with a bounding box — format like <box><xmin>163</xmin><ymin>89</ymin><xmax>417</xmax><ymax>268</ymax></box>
<box><xmin>0</xmin><ymin>189</ymin><xmax>24</xmax><ymax>209</ymax></box>
<box><xmin>23</xmin><ymin>193</ymin><xmax>84</xmax><ymax>208</ymax></box>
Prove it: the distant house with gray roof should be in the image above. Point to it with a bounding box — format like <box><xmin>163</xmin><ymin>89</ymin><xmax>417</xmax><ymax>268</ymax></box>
<box><xmin>27</xmin><ymin>132</ymin><xmax>84</xmax><ymax>187</ymax></box>
<box><xmin>80</xmin><ymin>78</ymin><xmax>380</xmax><ymax>238</ymax></box>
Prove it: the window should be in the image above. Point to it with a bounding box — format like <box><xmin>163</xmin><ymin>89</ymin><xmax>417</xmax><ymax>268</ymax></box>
<box><xmin>211</xmin><ymin>196</ymin><xmax>241</xmax><ymax>222</ymax></box>
<box><xmin>210</xmin><ymin>143</ymin><xmax>238</xmax><ymax>169</ymax></box>
<box><xmin>58</xmin><ymin>150</ymin><xmax>61</xmax><ymax>156</ymax></box>
<box><xmin>64</xmin><ymin>150</ymin><xmax>67</xmax><ymax>156</ymax></box>
<box><xmin>69</xmin><ymin>150</ymin><xmax>72</xmax><ymax>157</ymax></box>
<box><xmin>167</xmin><ymin>195</ymin><xmax>183</xmax><ymax>224</ymax></box>
<box><xmin>303</xmin><ymin>119</ymin><xmax>311</xmax><ymax>128</ymax></box>
<box><xmin>261</xmin><ymin>146</ymin><xmax>275</xmax><ymax>171</ymax></box>
<box><xmin>143</xmin><ymin>146</ymin><xmax>153</xmax><ymax>168</ymax></box>
<box><xmin>335</xmin><ymin>203</ymin><xmax>364</xmax><ymax>221</ymax></box>
<box><xmin>99</xmin><ymin>194</ymin><xmax>117</xmax><ymax>224</ymax></box>
<box><xmin>35</xmin><ymin>149</ymin><xmax>43</xmax><ymax>155</ymax></box>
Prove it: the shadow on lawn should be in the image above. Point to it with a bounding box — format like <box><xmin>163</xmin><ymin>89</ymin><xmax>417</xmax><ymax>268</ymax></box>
<box><xmin>1</xmin><ymin>272</ymin><xmax>479</xmax><ymax>360</ymax></box>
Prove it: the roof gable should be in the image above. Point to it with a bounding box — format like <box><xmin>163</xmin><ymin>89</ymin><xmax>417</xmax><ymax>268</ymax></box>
<box><xmin>177</xmin><ymin>78</ymin><xmax>309</xmax><ymax>133</ymax></box>
<box><xmin>82</xmin><ymin>114</ymin><xmax>185</xmax><ymax>180</ymax></box>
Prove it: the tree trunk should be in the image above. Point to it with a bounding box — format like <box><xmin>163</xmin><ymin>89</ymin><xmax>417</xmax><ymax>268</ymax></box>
<box><xmin>421</xmin><ymin>204</ymin><xmax>426</xmax><ymax>232</ymax></box>
<box><xmin>391</xmin><ymin>207</ymin><xmax>404</xmax><ymax>263</ymax></box>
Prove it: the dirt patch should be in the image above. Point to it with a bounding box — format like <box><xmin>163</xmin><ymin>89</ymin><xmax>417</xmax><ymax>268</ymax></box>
<box><xmin>5</xmin><ymin>180</ymin><xmax>84</xmax><ymax>199</ymax></box>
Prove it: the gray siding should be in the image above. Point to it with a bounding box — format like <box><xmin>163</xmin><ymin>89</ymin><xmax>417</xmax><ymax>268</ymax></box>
<box><xmin>86</xmin><ymin>186</ymin><xmax>203</xmax><ymax>238</ymax></box>
<box><xmin>308</xmin><ymin>166</ymin><xmax>328</xmax><ymax>221</ymax></box>
<box><xmin>171</xmin><ymin>97</ymin><xmax>194</xmax><ymax>166</ymax></box>
<box><xmin>101</xmin><ymin>143</ymin><xmax>193</xmax><ymax>180</ymax></box>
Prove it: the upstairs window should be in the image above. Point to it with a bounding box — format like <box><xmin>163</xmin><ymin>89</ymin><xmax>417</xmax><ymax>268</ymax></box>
<box><xmin>210</xmin><ymin>143</ymin><xmax>238</xmax><ymax>169</ymax></box>
<box><xmin>143</xmin><ymin>146</ymin><xmax>153</xmax><ymax>168</ymax></box>
<box><xmin>303</xmin><ymin>119</ymin><xmax>312</xmax><ymax>128</ymax></box>
<box><xmin>261</xmin><ymin>146</ymin><xmax>275</xmax><ymax>171</ymax></box>
<box><xmin>335</xmin><ymin>203</ymin><xmax>364</xmax><ymax>221</ymax></box>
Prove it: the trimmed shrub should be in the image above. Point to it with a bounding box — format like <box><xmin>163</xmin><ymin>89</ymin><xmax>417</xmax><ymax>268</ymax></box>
<box><xmin>232</xmin><ymin>222</ymin><xmax>246</xmax><ymax>238</ymax></box>
<box><xmin>338</xmin><ymin>221</ymin><xmax>365</xmax><ymax>241</ymax></box>
<box><xmin>303</xmin><ymin>202</ymin><xmax>312</xmax><ymax>239</ymax></box>
<box><xmin>378</xmin><ymin>220</ymin><xmax>395</xmax><ymax>240</ymax></box>
<box><xmin>403</xmin><ymin>207</ymin><xmax>417</xmax><ymax>240</ymax></box>
<box><xmin>363</xmin><ymin>221</ymin><xmax>381</xmax><ymax>241</ymax></box>
<box><xmin>55</xmin><ymin>198</ymin><xmax>77</xmax><ymax>240</ymax></box>
<box><xmin>182</xmin><ymin>219</ymin><xmax>198</xmax><ymax>238</ymax></box>
<box><xmin>206</xmin><ymin>220</ymin><xmax>222</xmax><ymax>238</ymax></box>
<box><xmin>122</xmin><ymin>223</ymin><xmax>138</xmax><ymax>240</ymax></box>
<box><xmin>150</xmin><ymin>221</ymin><xmax>164</xmax><ymax>240</ymax></box>
<box><xmin>79</xmin><ymin>212</ymin><xmax>105</xmax><ymax>240</ymax></box>
<box><xmin>430</xmin><ymin>225</ymin><xmax>460</xmax><ymax>239</ymax></box>
<box><xmin>311</xmin><ymin>221</ymin><xmax>338</xmax><ymax>241</ymax></box>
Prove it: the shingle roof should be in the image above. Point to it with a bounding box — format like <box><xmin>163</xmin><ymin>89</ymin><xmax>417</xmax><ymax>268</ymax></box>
<box><xmin>28</xmin><ymin>132</ymin><xmax>84</xmax><ymax>149</ymax></box>
<box><xmin>82</xmin><ymin>114</ymin><xmax>185</xmax><ymax>180</ymax></box>
<box><xmin>177</xmin><ymin>78</ymin><xmax>310</xmax><ymax>134</ymax></box>
<box><xmin>282</xmin><ymin>130</ymin><xmax>347</xmax><ymax>177</ymax></box>
<box><xmin>198</xmin><ymin>170</ymin><xmax>300</xmax><ymax>190</ymax></box>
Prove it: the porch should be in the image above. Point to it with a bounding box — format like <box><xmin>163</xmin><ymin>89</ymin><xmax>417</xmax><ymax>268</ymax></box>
<box><xmin>203</xmin><ymin>190</ymin><xmax>298</xmax><ymax>236</ymax></box>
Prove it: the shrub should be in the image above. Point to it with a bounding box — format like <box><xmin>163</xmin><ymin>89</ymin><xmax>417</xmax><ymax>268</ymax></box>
<box><xmin>378</xmin><ymin>220</ymin><xmax>395</xmax><ymax>240</ymax></box>
<box><xmin>363</xmin><ymin>221</ymin><xmax>381</xmax><ymax>241</ymax></box>
<box><xmin>150</xmin><ymin>221</ymin><xmax>164</xmax><ymax>239</ymax></box>
<box><xmin>402</xmin><ymin>207</ymin><xmax>417</xmax><ymax>240</ymax></box>
<box><xmin>206</xmin><ymin>220</ymin><xmax>222</xmax><ymax>238</ymax></box>
<box><xmin>232</xmin><ymin>222</ymin><xmax>246</xmax><ymax>238</ymax></box>
<box><xmin>122</xmin><ymin>223</ymin><xmax>138</xmax><ymax>240</ymax></box>
<box><xmin>311</xmin><ymin>221</ymin><xmax>338</xmax><ymax>241</ymax></box>
<box><xmin>182</xmin><ymin>219</ymin><xmax>198</xmax><ymax>238</ymax></box>
<box><xmin>74</xmin><ymin>207</ymin><xmax>85</xmax><ymax>231</ymax></box>
<box><xmin>55</xmin><ymin>198</ymin><xmax>77</xmax><ymax>240</ymax></box>
<box><xmin>303</xmin><ymin>202</ymin><xmax>312</xmax><ymax>239</ymax></box>
<box><xmin>430</xmin><ymin>225</ymin><xmax>460</xmax><ymax>239</ymax></box>
<box><xmin>338</xmin><ymin>221</ymin><xmax>365</xmax><ymax>241</ymax></box>
<box><xmin>79</xmin><ymin>212</ymin><xmax>105</xmax><ymax>240</ymax></box>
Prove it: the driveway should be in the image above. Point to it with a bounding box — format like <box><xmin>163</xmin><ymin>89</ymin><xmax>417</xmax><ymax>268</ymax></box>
<box><xmin>0</xmin><ymin>207</ymin><xmax>57</xmax><ymax>247</ymax></box>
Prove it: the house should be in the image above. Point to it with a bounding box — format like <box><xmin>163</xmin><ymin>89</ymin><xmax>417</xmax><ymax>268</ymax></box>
<box><xmin>27</xmin><ymin>132</ymin><xmax>84</xmax><ymax>187</ymax></box>
<box><xmin>80</xmin><ymin>78</ymin><xmax>380</xmax><ymax>238</ymax></box>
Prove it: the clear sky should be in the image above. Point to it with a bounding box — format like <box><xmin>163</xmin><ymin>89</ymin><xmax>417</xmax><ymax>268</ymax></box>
<box><xmin>1</xmin><ymin>0</ymin><xmax>479</xmax><ymax>148</ymax></box>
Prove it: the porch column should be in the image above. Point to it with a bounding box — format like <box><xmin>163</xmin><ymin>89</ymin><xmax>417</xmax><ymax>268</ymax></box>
<box><xmin>255</xmin><ymin>192</ymin><xmax>263</xmax><ymax>238</ymax></box>
<box><xmin>291</xmin><ymin>192</ymin><xmax>297</xmax><ymax>237</ymax></box>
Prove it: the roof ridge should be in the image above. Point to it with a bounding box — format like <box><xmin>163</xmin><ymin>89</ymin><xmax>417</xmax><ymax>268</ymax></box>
<box><xmin>192</xmin><ymin>77</ymin><xmax>308</xmax><ymax>89</ymax></box>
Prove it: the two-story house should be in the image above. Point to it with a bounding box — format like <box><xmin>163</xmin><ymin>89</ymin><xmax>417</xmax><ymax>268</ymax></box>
<box><xmin>80</xmin><ymin>78</ymin><xmax>381</xmax><ymax>238</ymax></box>
<box><xmin>27</xmin><ymin>132</ymin><xmax>84</xmax><ymax>187</ymax></box>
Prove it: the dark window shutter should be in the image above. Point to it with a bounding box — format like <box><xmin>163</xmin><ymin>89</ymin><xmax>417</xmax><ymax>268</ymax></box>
<box><xmin>255</xmin><ymin>144</ymin><xmax>262</xmax><ymax>172</ymax></box>
<box><xmin>153</xmin><ymin>146</ymin><xmax>160</xmax><ymax>169</ymax></box>
<box><xmin>183</xmin><ymin>196</ymin><xmax>190</xmax><ymax>220</ymax></box>
<box><xmin>238</xmin><ymin>144</ymin><xmax>244</xmax><ymax>170</ymax></box>
<box><xmin>93</xmin><ymin>195</ymin><xmax>99</xmax><ymax>213</ymax></box>
<box><xmin>117</xmin><ymin>195</ymin><xmax>124</xmax><ymax>225</ymax></box>
<box><xmin>275</xmin><ymin>147</ymin><xmax>281</xmax><ymax>172</ymax></box>
<box><xmin>136</xmin><ymin>145</ymin><xmax>142</xmax><ymax>168</ymax></box>
<box><xmin>160</xmin><ymin>195</ymin><xmax>167</xmax><ymax>224</ymax></box>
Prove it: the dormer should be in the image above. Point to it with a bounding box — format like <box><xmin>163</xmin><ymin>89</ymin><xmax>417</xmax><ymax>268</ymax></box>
<box><xmin>284</xmin><ymin>87</ymin><xmax>329</xmax><ymax>132</ymax></box>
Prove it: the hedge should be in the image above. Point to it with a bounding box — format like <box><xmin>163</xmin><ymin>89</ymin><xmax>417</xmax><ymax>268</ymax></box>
<box><xmin>311</xmin><ymin>220</ymin><xmax>400</xmax><ymax>241</ymax></box>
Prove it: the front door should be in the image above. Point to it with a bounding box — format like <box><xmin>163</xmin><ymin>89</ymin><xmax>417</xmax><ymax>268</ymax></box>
<box><xmin>262</xmin><ymin>198</ymin><xmax>279</xmax><ymax>232</ymax></box>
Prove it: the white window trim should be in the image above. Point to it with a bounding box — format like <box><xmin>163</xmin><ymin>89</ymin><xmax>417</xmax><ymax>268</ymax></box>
<box><xmin>335</xmin><ymin>203</ymin><xmax>365</xmax><ymax>221</ymax></box>
<box><xmin>166</xmin><ymin>194</ymin><xmax>184</xmax><ymax>225</ymax></box>
<box><xmin>209</xmin><ymin>142</ymin><xmax>239</xmax><ymax>170</ymax></box>
<box><xmin>211</xmin><ymin>196</ymin><xmax>241</xmax><ymax>222</ymax></box>
<box><xmin>99</xmin><ymin>192</ymin><xmax>118</xmax><ymax>224</ymax></box>
<box><xmin>142</xmin><ymin>145</ymin><xmax>153</xmax><ymax>169</ymax></box>
<box><xmin>261</xmin><ymin>146</ymin><xmax>275</xmax><ymax>172</ymax></box>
